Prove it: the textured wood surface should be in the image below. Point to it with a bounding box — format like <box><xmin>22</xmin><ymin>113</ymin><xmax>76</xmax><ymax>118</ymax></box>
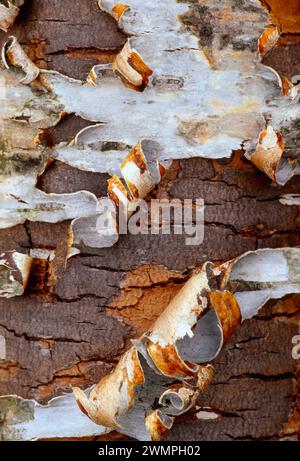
<box><xmin>0</xmin><ymin>0</ymin><xmax>299</xmax><ymax>441</ymax></box>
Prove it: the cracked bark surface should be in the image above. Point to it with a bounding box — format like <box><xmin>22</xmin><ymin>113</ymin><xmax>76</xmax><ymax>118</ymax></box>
<box><xmin>0</xmin><ymin>0</ymin><xmax>299</xmax><ymax>441</ymax></box>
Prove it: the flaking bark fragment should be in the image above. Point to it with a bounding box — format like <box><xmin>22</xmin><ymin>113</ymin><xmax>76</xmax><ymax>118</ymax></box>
<box><xmin>0</xmin><ymin>250</ymin><xmax>31</xmax><ymax>297</ymax></box>
<box><xmin>71</xmin><ymin>140</ymin><xmax>165</xmax><ymax>253</ymax></box>
<box><xmin>2</xmin><ymin>36</ymin><xmax>40</xmax><ymax>85</ymax></box>
<box><xmin>0</xmin><ymin>1</ymin><xmax>24</xmax><ymax>32</ymax></box>
<box><xmin>244</xmin><ymin>125</ymin><xmax>300</xmax><ymax>184</ymax></box>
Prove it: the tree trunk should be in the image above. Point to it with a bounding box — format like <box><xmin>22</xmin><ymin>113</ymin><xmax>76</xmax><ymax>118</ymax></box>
<box><xmin>0</xmin><ymin>0</ymin><xmax>299</xmax><ymax>441</ymax></box>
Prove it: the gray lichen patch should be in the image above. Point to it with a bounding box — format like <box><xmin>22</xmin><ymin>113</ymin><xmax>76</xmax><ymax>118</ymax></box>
<box><xmin>180</xmin><ymin>0</ymin><xmax>268</xmax><ymax>65</ymax></box>
<box><xmin>0</xmin><ymin>149</ymin><xmax>44</xmax><ymax>176</ymax></box>
<box><xmin>0</xmin><ymin>396</ymin><xmax>34</xmax><ymax>441</ymax></box>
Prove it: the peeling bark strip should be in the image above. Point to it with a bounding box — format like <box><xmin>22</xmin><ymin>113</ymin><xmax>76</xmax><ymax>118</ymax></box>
<box><xmin>1</xmin><ymin>248</ymin><xmax>299</xmax><ymax>440</ymax></box>
<box><xmin>0</xmin><ymin>0</ymin><xmax>299</xmax><ymax>236</ymax></box>
<box><xmin>0</xmin><ymin>1</ymin><xmax>24</xmax><ymax>32</ymax></box>
<box><xmin>281</xmin><ymin>194</ymin><xmax>300</xmax><ymax>206</ymax></box>
<box><xmin>71</xmin><ymin>140</ymin><xmax>165</xmax><ymax>252</ymax></box>
<box><xmin>2</xmin><ymin>35</ymin><xmax>40</xmax><ymax>84</ymax></box>
<box><xmin>0</xmin><ymin>251</ymin><xmax>31</xmax><ymax>297</ymax></box>
<box><xmin>0</xmin><ymin>392</ymin><xmax>110</xmax><ymax>440</ymax></box>
<box><xmin>245</xmin><ymin>126</ymin><xmax>299</xmax><ymax>185</ymax></box>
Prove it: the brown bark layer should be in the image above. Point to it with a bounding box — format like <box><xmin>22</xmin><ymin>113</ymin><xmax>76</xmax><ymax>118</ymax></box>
<box><xmin>0</xmin><ymin>0</ymin><xmax>299</xmax><ymax>441</ymax></box>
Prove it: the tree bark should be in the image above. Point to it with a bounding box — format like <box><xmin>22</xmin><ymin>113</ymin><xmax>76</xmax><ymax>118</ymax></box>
<box><xmin>0</xmin><ymin>0</ymin><xmax>299</xmax><ymax>441</ymax></box>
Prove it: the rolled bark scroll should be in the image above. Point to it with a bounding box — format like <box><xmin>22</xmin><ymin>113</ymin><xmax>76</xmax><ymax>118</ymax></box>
<box><xmin>0</xmin><ymin>1</ymin><xmax>25</xmax><ymax>32</ymax></box>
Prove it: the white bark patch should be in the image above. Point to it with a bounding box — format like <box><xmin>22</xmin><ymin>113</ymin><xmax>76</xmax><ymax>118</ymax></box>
<box><xmin>196</xmin><ymin>409</ymin><xmax>220</xmax><ymax>420</ymax></box>
<box><xmin>280</xmin><ymin>194</ymin><xmax>300</xmax><ymax>206</ymax></box>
